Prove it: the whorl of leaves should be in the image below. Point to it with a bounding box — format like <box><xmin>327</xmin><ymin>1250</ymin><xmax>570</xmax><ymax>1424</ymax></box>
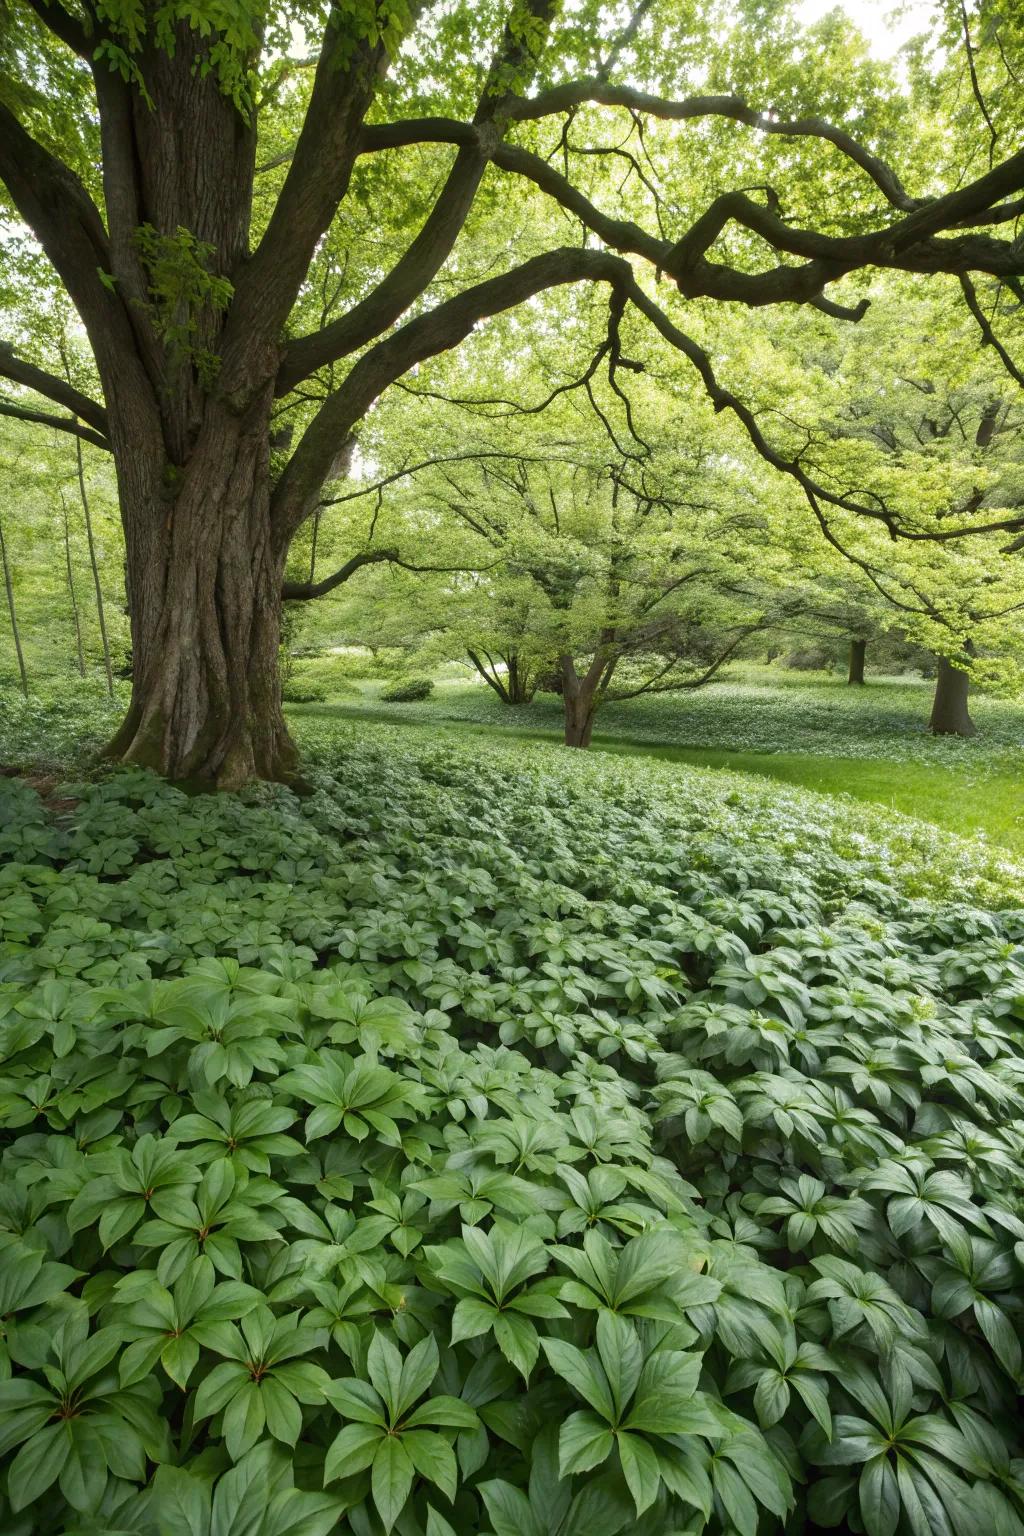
<box><xmin>1</xmin><ymin>728</ymin><xmax>1023</xmax><ymax>1536</ymax></box>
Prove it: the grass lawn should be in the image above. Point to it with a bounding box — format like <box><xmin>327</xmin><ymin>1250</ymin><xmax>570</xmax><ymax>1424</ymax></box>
<box><xmin>593</xmin><ymin>739</ymin><xmax>1024</xmax><ymax>854</ymax></box>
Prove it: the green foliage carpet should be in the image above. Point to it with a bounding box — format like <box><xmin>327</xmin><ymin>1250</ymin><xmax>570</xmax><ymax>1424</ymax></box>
<box><xmin>284</xmin><ymin>669</ymin><xmax>1024</xmax><ymax>853</ymax></box>
<box><xmin>298</xmin><ymin>670</ymin><xmax>1024</xmax><ymax>768</ymax></box>
<box><xmin>1</xmin><ymin>720</ymin><xmax>1024</xmax><ymax>1535</ymax></box>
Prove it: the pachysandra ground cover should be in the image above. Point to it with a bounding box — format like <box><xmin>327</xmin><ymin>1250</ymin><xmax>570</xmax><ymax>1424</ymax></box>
<box><xmin>1</xmin><ymin>727</ymin><xmax>1023</xmax><ymax>1535</ymax></box>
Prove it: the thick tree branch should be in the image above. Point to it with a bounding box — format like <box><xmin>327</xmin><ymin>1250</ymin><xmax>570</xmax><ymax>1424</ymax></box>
<box><xmin>276</xmin><ymin>139</ymin><xmax>492</xmax><ymax>392</ymax></box>
<box><xmin>23</xmin><ymin>0</ymin><xmax>93</xmax><ymax>56</ymax></box>
<box><xmin>467</xmin><ymin>647</ymin><xmax>513</xmax><ymax>703</ymax></box>
<box><xmin>317</xmin><ymin>451</ymin><xmax>538</xmax><ymax>507</ymax></box>
<box><xmin>283</xmin><ymin>548</ymin><xmax>396</xmax><ymax>599</ymax></box>
<box><xmin>0</xmin><ymin>99</ymin><xmax>159</xmax><ymax>449</ymax></box>
<box><xmin>622</xmin><ymin>274</ymin><xmax>1024</xmax><ymax>543</ymax></box>
<box><xmin>0</xmin><ymin>400</ymin><xmax>111</xmax><ymax>452</ymax></box>
<box><xmin>610</xmin><ymin>626</ymin><xmax>758</xmax><ymax>700</ymax></box>
<box><xmin>0</xmin><ymin>344</ymin><xmax>109</xmax><ymax>438</ymax></box>
<box><xmin>359</xmin><ymin>118</ymin><xmax>478</xmax><ymax>152</ymax></box>
<box><xmin>277</xmin><ymin>0</ymin><xmax>561</xmax><ymax>393</ymax></box>
<box><xmin>271</xmin><ymin>246</ymin><xmax>632</xmax><ymax>542</ymax></box>
<box><xmin>224</xmin><ymin>23</ymin><xmax>389</xmax><ymax>378</ymax></box>
<box><xmin>284</xmin><ymin>546</ymin><xmax>494</xmax><ymax>599</ymax></box>
<box><xmin>959</xmin><ymin>275</ymin><xmax>1024</xmax><ymax>389</ymax></box>
<box><xmin>495</xmin><ymin>140</ymin><xmax>1024</xmax><ymax>299</ymax></box>
<box><xmin>0</xmin><ymin>99</ymin><xmax>115</xmax><ymax>344</ymax></box>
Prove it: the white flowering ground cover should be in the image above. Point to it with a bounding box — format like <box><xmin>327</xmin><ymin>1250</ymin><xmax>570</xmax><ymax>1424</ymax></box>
<box><xmin>320</xmin><ymin>671</ymin><xmax>1024</xmax><ymax>774</ymax></box>
<box><xmin>0</xmin><ymin>720</ymin><xmax>1023</xmax><ymax>1535</ymax></box>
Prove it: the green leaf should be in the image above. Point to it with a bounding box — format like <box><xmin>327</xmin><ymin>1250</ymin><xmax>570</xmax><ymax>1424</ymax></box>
<box><xmin>753</xmin><ymin>1369</ymin><xmax>790</xmax><ymax>1428</ymax></box>
<box><xmin>859</xmin><ymin>1455</ymin><xmax>900</xmax><ymax>1536</ymax></box>
<box><xmin>8</xmin><ymin>1420</ymin><xmax>71</xmax><ymax>1511</ymax></box>
<box><xmin>222</xmin><ymin>1380</ymin><xmax>266</xmax><ymax>1460</ymax></box>
<box><xmin>713</xmin><ymin>1457</ymin><xmax>758</xmax><ymax>1536</ymax></box>
<box><xmin>493</xmin><ymin>1310</ymin><xmax>538</xmax><ymax>1381</ymax></box>
<box><xmin>402</xmin><ymin>1429</ymin><xmax>457</xmax><ymax>1500</ymax></box>
<box><xmin>404</xmin><ymin>1395</ymin><xmax>479</xmax><ymax>1429</ymax></box>
<box><xmin>541</xmin><ymin>1338</ymin><xmax>614</xmax><ymax>1421</ymax></box>
<box><xmin>479</xmin><ymin>1479</ymin><xmax>546</xmax><ymax>1536</ymax></box>
<box><xmin>617</xmin><ymin>1429</ymin><xmax>662</xmax><ymax>1516</ymax></box>
<box><xmin>323</xmin><ymin>1376</ymin><xmax>386</xmax><ymax>1425</ymax></box>
<box><xmin>150</xmin><ymin>1464</ymin><xmax>212</xmax><ymax>1536</ymax></box>
<box><xmin>371</xmin><ymin>1435</ymin><xmax>415</xmax><ymax>1533</ymax></box>
<box><xmin>324</xmin><ymin>1421</ymin><xmax>384</xmax><ymax>1482</ymax></box>
<box><xmin>262</xmin><ymin>1377</ymin><xmax>302</xmax><ymax>1445</ymax></box>
<box><xmin>451</xmin><ymin>1296</ymin><xmax>499</xmax><ymax>1343</ymax></box>
<box><xmin>558</xmin><ymin>1411</ymin><xmax>615</xmax><ymax>1475</ymax></box>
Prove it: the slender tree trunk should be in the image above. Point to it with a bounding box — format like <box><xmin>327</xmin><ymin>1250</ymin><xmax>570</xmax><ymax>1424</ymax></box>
<box><xmin>104</xmin><ymin>396</ymin><xmax>298</xmax><ymax>789</ymax></box>
<box><xmin>0</xmin><ymin>508</ymin><xmax>28</xmax><ymax>698</ymax></box>
<box><xmin>59</xmin><ymin>489</ymin><xmax>87</xmax><ymax>678</ymax></box>
<box><xmin>467</xmin><ymin>648</ymin><xmax>511</xmax><ymax>704</ymax></box>
<box><xmin>848</xmin><ymin>637</ymin><xmax>867</xmax><ymax>685</ymax></box>
<box><xmin>308</xmin><ymin>506</ymin><xmax>321</xmax><ymax>584</ymax></box>
<box><xmin>503</xmin><ymin>652</ymin><xmax>536</xmax><ymax>704</ymax></box>
<box><xmin>929</xmin><ymin>653</ymin><xmax>976</xmax><ymax>736</ymax></box>
<box><xmin>74</xmin><ymin>435</ymin><xmax>114</xmax><ymax>698</ymax></box>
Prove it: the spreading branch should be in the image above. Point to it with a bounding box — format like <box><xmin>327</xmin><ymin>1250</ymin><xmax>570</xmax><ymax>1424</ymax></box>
<box><xmin>959</xmin><ymin>275</ymin><xmax>1024</xmax><ymax>390</ymax></box>
<box><xmin>271</xmin><ymin>246</ymin><xmax>631</xmax><ymax>541</ymax></box>
<box><xmin>504</xmin><ymin>81</ymin><xmax>927</xmax><ymax>212</ymax></box>
<box><xmin>283</xmin><ymin>546</ymin><xmax>494</xmax><ymax>600</ymax></box>
<box><xmin>0</xmin><ymin>400</ymin><xmax>111</xmax><ymax>452</ymax></box>
<box><xmin>22</xmin><ymin>0</ymin><xmax>93</xmax><ymax>56</ymax></box>
<box><xmin>0</xmin><ymin>344</ymin><xmax>110</xmax><ymax>439</ymax></box>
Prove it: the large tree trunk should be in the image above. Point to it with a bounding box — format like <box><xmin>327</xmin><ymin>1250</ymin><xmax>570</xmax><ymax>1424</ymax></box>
<box><xmin>563</xmin><ymin>694</ymin><xmax>596</xmax><ymax>748</ymax></box>
<box><xmin>561</xmin><ymin>653</ymin><xmax>606</xmax><ymax>748</ymax></box>
<box><xmin>504</xmin><ymin>652</ymin><xmax>535</xmax><ymax>705</ymax></box>
<box><xmin>104</xmin><ymin>397</ymin><xmax>298</xmax><ymax>789</ymax></box>
<box><xmin>929</xmin><ymin>653</ymin><xmax>976</xmax><ymax>737</ymax></box>
<box><xmin>848</xmin><ymin>637</ymin><xmax>867</xmax><ymax>685</ymax></box>
<box><xmin>467</xmin><ymin>648</ymin><xmax>538</xmax><ymax>705</ymax></box>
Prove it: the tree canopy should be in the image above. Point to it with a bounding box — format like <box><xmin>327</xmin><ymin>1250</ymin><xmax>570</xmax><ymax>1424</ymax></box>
<box><xmin>1</xmin><ymin>0</ymin><xmax>1023</xmax><ymax>777</ymax></box>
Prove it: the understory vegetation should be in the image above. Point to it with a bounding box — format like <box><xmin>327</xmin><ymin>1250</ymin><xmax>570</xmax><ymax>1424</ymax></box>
<box><xmin>2</xmin><ymin>725</ymin><xmax>1024</xmax><ymax>1535</ymax></box>
<box><xmin>3</xmin><ymin>0</ymin><xmax>1024</xmax><ymax>1532</ymax></box>
<box><xmin>289</xmin><ymin>668</ymin><xmax>1024</xmax><ymax>771</ymax></box>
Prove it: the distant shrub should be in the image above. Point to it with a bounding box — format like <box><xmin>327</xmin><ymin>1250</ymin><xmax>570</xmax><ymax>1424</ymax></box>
<box><xmin>783</xmin><ymin>645</ymin><xmax>839</xmax><ymax>671</ymax></box>
<box><xmin>282</xmin><ymin>678</ymin><xmax>328</xmax><ymax>703</ymax></box>
<box><xmin>381</xmin><ymin>676</ymin><xmax>434</xmax><ymax>702</ymax></box>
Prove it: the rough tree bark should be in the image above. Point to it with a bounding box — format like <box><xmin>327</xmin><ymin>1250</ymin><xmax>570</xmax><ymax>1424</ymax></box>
<box><xmin>563</xmin><ymin>691</ymin><xmax>597</xmax><ymax>748</ymax></box>
<box><xmin>561</xmin><ymin>652</ymin><xmax>614</xmax><ymax>747</ymax></box>
<box><xmin>848</xmin><ymin>636</ymin><xmax>867</xmax><ymax>685</ymax></box>
<box><xmin>929</xmin><ymin>652</ymin><xmax>976</xmax><ymax>736</ymax></box>
<box><xmin>104</xmin><ymin>395</ymin><xmax>298</xmax><ymax>787</ymax></box>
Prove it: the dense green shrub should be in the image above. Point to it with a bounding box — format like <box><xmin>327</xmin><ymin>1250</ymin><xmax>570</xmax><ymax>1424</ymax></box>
<box><xmin>282</xmin><ymin>677</ymin><xmax>329</xmax><ymax>703</ymax></box>
<box><xmin>0</xmin><ymin>684</ymin><xmax>126</xmax><ymax>772</ymax></box>
<box><xmin>381</xmin><ymin>677</ymin><xmax>434</xmax><ymax>703</ymax></box>
<box><xmin>1</xmin><ymin>730</ymin><xmax>1023</xmax><ymax>1534</ymax></box>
